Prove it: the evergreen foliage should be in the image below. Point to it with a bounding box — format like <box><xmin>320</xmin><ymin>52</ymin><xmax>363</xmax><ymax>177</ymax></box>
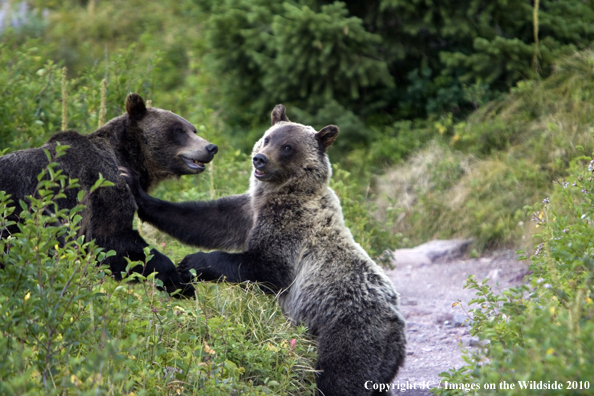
<box><xmin>6</xmin><ymin>0</ymin><xmax>594</xmax><ymax>151</ymax></box>
<box><xmin>203</xmin><ymin>0</ymin><xmax>594</xmax><ymax>143</ymax></box>
<box><xmin>202</xmin><ymin>0</ymin><xmax>393</xmax><ymax>149</ymax></box>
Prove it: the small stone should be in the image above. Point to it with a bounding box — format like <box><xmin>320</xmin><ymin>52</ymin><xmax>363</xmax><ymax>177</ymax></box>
<box><xmin>392</xmin><ymin>249</ymin><xmax>432</xmax><ymax>267</ymax></box>
<box><xmin>486</xmin><ymin>269</ymin><xmax>500</xmax><ymax>281</ymax></box>
<box><xmin>435</xmin><ymin>312</ymin><xmax>453</xmax><ymax>325</ymax></box>
<box><xmin>401</xmin><ymin>298</ymin><xmax>419</xmax><ymax>306</ymax></box>
<box><xmin>453</xmin><ymin>314</ymin><xmax>472</xmax><ymax>327</ymax></box>
<box><xmin>413</xmin><ymin>239</ymin><xmax>473</xmax><ymax>263</ymax></box>
<box><xmin>460</xmin><ymin>336</ymin><xmax>482</xmax><ymax>347</ymax></box>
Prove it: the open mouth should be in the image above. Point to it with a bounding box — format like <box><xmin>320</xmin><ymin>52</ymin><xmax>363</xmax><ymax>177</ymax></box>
<box><xmin>254</xmin><ymin>169</ymin><xmax>268</xmax><ymax>179</ymax></box>
<box><xmin>180</xmin><ymin>155</ymin><xmax>206</xmax><ymax>171</ymax></box>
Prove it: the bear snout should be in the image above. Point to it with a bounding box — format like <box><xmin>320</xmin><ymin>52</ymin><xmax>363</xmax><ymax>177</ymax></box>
<box><xmin>206</xmin><ymin>143</ymin><xmax>218</xmax><ymax>155</ymax></box>
<box><xmin>178</xmin><ymin>147</ymin><xmax>217</xmax><ymax>172</ymax></box>
<box><xmin>253</xmin><ymin>153</ymin><xmax>268</xmax><ymax>169</ymax></box>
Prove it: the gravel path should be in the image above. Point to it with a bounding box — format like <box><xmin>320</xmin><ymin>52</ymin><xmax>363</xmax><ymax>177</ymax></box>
<box><xmin>384</xmin><ymin>241</ymin><xmax>531</xmax><ymax>395</ymax></box>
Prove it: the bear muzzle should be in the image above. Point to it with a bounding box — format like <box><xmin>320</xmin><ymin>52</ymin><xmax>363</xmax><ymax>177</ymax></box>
<box><xmin>253</xmin><ymin>153</ymin><xmax>271</xmax><ymax>179</ymax></box>
<box><xmin>253</xmin><ymin>153</ymin><xmax>268</xmax><ymax>169</ymax></box>
<box><xmin>178</xmin><ymin>144</ymin><xmax>218</xmax><ymax>172</ymax></box>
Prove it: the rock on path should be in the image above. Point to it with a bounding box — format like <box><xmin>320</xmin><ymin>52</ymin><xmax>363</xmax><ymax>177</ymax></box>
<box><xmin>384</xmin><ymin>240</ymin><xmax>531</xmax><ymax>395</ymax></box>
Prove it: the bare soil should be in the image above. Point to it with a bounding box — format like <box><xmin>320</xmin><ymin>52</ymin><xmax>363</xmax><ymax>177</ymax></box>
<box><xmin>384</xmin><ymin>240</ymin><xmax>531</xmax><ymax>395</ymax></box>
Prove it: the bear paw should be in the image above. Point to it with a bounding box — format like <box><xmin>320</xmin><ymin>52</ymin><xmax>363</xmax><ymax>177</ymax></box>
<box><xmin>178</xmin><ymin>253</ymin><xmax>214</xmax><ymax>283</ymax></box>
<box><xmin>118</xmin><ymin>166</ymin><xmax>141</xmax><ymax>196</ymax></box>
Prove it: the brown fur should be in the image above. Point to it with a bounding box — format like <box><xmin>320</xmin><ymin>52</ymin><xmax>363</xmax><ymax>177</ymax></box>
<box><xmin>123</xmin><ymin>105</ymin><xmax>406</xmax><ymax>394</ymax></box>
<box><xmin>0</xmin><ymin>94</ymin><xmax>218</xmax><ymax>297</ymax></box>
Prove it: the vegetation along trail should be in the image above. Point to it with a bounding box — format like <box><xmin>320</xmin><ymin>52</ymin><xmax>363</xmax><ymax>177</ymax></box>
<box><xmin>386</xmin><ymin>241</ymin><xmax>531</xmax><ymax>395</ymax></box>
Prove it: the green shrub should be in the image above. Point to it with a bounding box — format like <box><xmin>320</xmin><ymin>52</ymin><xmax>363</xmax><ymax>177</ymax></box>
<box><xmin>0</xmin><ymin>41</ymin><xmax>160</xmax><ymax>152</ymax></box>
<box><xmin>0</xmin><ymin>146</ymin><xmax>126</xmax><ymax>394</ymax></box>
<box><xmin>434</xmin><ymin>155</ymin><xmax>594</xmax><ymax>395</ymax></box>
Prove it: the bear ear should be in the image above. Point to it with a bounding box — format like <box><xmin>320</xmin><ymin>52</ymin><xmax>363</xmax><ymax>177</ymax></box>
<box><xmin>271</xmin><ymin>104</ymin><xmax>290</xmax><ymax>125</ymax></box>
<box><xmin>315</xmin><ymin>125</ymin><xmax>339</xmax><ymax>149</ymax></box>
<box><xmin>126</xmin><ymin>93</ymin><xmax>147</xmax><ymax>120</ymax></box>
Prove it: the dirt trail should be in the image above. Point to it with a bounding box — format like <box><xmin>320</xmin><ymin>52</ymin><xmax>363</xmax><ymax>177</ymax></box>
<box><xmin>384</xmin><ymin>240</ymin><xmax>531</xmax><ymax>395</ymax></box>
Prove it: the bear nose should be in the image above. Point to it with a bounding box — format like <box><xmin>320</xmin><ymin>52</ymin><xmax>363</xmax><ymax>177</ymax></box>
<box><xmin>206</xmin><ymin>144</ymin><xmax>218</xmax><ymax>155</ymax></box>
<box><xmin>252</xmin><ymin>154</ymin><xmax>268</xmax><ymax>169</ymax></box>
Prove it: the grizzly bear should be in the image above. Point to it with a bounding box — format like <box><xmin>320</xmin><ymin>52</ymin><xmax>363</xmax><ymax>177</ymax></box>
<box><xmin>122</xmin><ymin>105</ymin><xmax>406</xmax><ymax>394</ymax></box>
<box><xmin>0</xmin><ymin>93</ymin><xmax>217</xmax><ymax>297</ymax></box>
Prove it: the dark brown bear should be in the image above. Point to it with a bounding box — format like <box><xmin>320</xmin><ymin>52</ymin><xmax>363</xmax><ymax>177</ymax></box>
<box><xmin>123</xmin><ymin>105</ymin><xmax>406</xmax><ymax>394</ymax></box>
<box><xmin>0</xmin><ymin>93</ymin><xmax>217</xmax><ymax>297</ymax></box>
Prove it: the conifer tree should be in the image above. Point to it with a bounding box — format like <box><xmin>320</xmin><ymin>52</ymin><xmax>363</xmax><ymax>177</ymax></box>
<box><xmin>203</xmin><ymin>0</ymin><xmax>594</xmax><ymax>143</ymax></box>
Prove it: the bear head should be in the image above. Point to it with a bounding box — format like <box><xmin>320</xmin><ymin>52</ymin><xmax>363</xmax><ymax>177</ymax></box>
<box><xmin>250</xmin><ymin>104</ymin><xmax>338</xmax><ymax>194</ymax></box>
<box><xmin>125</xmin><ymin>93</ymin><xmax>218</xmax><ymax>178</ymax></box>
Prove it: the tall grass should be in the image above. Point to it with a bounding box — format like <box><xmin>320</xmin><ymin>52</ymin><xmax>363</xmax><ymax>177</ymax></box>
<box><xmin>374</xmin><ymin>50</ymin><xmax>594</xmax><ymax>252</ymax></box>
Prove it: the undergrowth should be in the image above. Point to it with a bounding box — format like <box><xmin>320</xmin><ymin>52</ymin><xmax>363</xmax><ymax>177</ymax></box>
<box><xmin>375</xmin><ymin>51</ymin><xmax>594</xmax><ymax>252</ymax></box>
<box><xmin>434</xmin><ymin>155</ymin><xmax>594</xmax><ymax>395</ymax></box>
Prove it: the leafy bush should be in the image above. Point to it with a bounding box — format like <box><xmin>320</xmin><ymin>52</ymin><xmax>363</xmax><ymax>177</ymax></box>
<box><xmin>0</xmin><ymin>146</ymin><xmax>133</xmax><ymax>394</ymax></box>
<box><xmin>346</xmin><ymin>119</ymin><xmax>434</xmax><ymax>168</ymax></box>
<box><xmin>0</xmin><ymin>40</ymin><xmax>159</xmax><ymax>152</ymax></box>
<box><xmin>434</xmin><ymin>155</ymin><xmax>594</xmax><ymax>395</ymax></box>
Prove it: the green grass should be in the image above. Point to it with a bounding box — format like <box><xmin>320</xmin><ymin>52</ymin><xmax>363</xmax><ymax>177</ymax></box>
<box><xmin>373</xmin><ymin>51</ymin><xmax>594</xmax><ymax>252</ymax></box>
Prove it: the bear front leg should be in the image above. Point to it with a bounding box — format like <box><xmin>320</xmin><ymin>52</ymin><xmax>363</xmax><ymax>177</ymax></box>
<box><xmin>96</xmin><ymin>230</ymin><xmax>195</xmax><ymax>299</ymax></box>
<box><xmin>178</xmin><ymin>250</ymin><xmax>290</xmax><ymax>293</ymax></box>
<box><xmin>120</xmin><ymin>166</ymin><xmax>253</xmax><ymax>251</ymax></box>
<box><xmin>141</xmin><ymin>249</ymin><xmax>196</xmax><ymax>298</ymax></box>
<box><xmin>178</xmin><ymin>251</ymin><xmax>248</xmax><ymax>284</ymax></box>
<box><xmin>89</xmin><ymin>172</ymin><xmax>194</xmax><ymax>298</ymax></box>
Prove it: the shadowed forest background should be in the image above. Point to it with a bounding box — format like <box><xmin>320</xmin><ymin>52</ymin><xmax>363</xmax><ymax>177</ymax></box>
<box><xmin>1</xmin><ymin>0</ymin><xmax>594</xmax><ymax>394</ymax></box>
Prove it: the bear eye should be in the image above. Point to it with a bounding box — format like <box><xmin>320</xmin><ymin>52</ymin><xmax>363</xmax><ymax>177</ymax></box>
<box><xmin>283</xmin><ymin>145</ymin><xmax>292</xmax><ymax>151</ymax></box>
<box><xmin>175</xmin><ymin>126</ymin><xmax>185</xmax><ymax>134</ymax></box>
<box><xmin>264</xmin><ymin>137</ymin><xmax>270</xmax><ymax>145</ymax></box>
